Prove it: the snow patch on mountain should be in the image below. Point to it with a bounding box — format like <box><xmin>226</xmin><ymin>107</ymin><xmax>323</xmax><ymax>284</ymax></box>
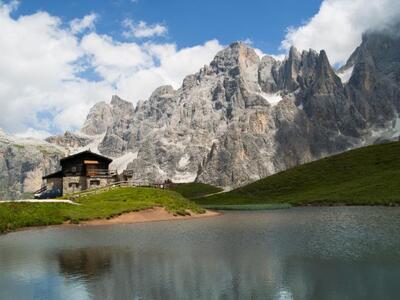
<box><xmin>259</xmin><ymin>92</ymin><xmax>283</xmax><ymax>106</ymax></box>
<box><xmin>172</xmin><ymin>171</ymin><xmax>197</xmax><ymax>183</ymax></box>
<box><xmin>178</xmin><ymin>154</ymin><xmax>190</xmax><ymax>168</ymax></box>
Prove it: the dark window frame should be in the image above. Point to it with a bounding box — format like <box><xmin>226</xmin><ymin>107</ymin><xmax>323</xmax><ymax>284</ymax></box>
<box><xmin>90</xmin><ymin>180</ymin><xmax>101</xmax><ymax>186</ymax></box>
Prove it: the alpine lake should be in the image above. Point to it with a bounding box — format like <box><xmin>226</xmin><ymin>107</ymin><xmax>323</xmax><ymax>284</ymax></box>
<box><xmin>0</xmin><ymin>206</ymin><xmax>399</xmax><ymax>300</ymax></box>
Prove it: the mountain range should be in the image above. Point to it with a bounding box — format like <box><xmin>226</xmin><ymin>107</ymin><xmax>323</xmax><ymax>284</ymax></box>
<box><xmin>1</xmin><ymin>25</ymin><xmax>400</xmax><ymax>199</ymax></box>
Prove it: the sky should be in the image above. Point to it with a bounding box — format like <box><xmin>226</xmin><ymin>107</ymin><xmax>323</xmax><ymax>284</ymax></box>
<box><xmin>15</xmin><ymin>0</ymin><xmax>322</xmax><ymax>53</ymax></box>
<box><xmin>0</xmin><ymin>0</ymin><xmax>399</xmax><ymax>139</ymax></box>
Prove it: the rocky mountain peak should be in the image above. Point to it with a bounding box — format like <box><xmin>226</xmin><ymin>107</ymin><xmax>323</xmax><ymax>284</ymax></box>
<box><xmin>259</xmin><ymin>55</ymin><xmax>280</xmax><ymax>93</ymax></box>
<box><xmin>288</xmin><ymin>46</ymin><xmax>301</xmax><ymax>61</ymax></box>
<box><xmin>314</xmin><ymin>50</ymin><xmax>342</xmax><ymax>87</ymax></box>
<box><xmin>45</xmin><ymin>131</ymin><xmax>92</xmax><ymax>149</ymax></box>
<box><xmin>149</xmin><ymin>85</ymin><xmax>176</xmax><ymax>99</ymax></box>
<box><xmin>110</xmin><ymin>95</ymin><xmax>134</xmax><ymax>110</ymax></box>
<box><xmin>280</xmin><ymin>46</ymin><xmax>302</xmax><ymax>91</ymax></box>
<box><xmin>210</xmin><ymin>41</ymin><xmax>260</xmax><ymax>75</ymax></box>
<box><xmin>81</xmin><ymin>101</ymin><xmax>113</xmax><ymax>135</ymax></box>
<box><xmin>80</xmin><ymin>95</ymin><xmax>134</xmax><ymax>137</ymax></box>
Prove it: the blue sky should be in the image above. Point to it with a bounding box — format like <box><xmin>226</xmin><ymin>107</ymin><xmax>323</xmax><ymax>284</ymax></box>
<box><xmin>15</xmin><ymin>0</ymin><xmax>322</xmax><ymax>55</ymax></box>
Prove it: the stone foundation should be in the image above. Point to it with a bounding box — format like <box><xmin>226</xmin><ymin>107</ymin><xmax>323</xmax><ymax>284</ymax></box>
<box><xmin>86</xmin><ymin>177</ymin><xmax>111</xmax><ymax>190</ymax></box>
<box><xmin>63</xmin><ymin>176</ymin><xmax>87</xmax><ymax>195</ymax></box>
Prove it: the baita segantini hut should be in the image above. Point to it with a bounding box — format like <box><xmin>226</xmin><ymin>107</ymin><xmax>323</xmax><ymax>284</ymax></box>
<box><xmin>41</xmin><ymin>150</ymin><xmax>117</xmax><ymax>196</ymax></box>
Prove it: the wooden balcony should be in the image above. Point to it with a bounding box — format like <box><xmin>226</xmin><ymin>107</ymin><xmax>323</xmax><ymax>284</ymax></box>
<box><xmin>86</xmin><ymin>169</ymin><xmax>117</xmax><ymax>177</ymax></box>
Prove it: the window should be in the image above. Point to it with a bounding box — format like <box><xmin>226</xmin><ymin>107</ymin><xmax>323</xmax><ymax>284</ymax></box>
<box><xmin>68</xmin><ymin>182</ymin><xmax>79</xmax><ymax>188</ymax></box>
<box><xmin>90</xmin><ymin>180</ymin><xmax>100</xmax><ymax>186</ymax></box>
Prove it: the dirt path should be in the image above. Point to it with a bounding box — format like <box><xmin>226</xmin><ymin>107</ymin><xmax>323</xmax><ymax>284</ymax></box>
<box><xmin>0</xmin><ymin>199</ymin><xmax>78</xmax><ymax>205</ymax></box>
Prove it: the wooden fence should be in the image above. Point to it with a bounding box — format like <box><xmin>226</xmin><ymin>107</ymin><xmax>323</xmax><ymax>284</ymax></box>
<box><xmin>68</xmin><ymin>180</ymin><xmax>169</xmax><ymax>200</ymax></box>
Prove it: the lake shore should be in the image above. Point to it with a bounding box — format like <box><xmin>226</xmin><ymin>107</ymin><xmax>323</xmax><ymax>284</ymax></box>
<box><xmin>78</xmin><ymin>207</ymin><xmax>220</xmax><ymax>226</ymax></box>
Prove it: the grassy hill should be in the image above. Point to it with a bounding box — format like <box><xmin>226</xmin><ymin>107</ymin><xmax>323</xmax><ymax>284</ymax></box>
<box><xmin>195</xmin><ymin>141</ymin><xmax>400</xmax><ymax>206</ymax></box>
<box><xmin>168</xmin><ymin>182</ymin><xmax>223</xmax><ymax>199</ymax></box>
<box><xmin>0</xmin><ymin>187</ymin><xmax>205</xmax><ymax>233</ymax></box>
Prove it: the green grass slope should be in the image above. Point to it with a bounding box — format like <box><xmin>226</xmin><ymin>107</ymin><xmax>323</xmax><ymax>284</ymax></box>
<box><xmin>0</xmin><ymin>187</ymin><xmax>205</xmax><ymax>233</ymax></box>
<box><xmin>168</xmin><ymin>182</ymin><xmax>223</xmax><ymax>199</ymax></box>
<box><xmin>195</xmin><ymin>141</ymin><xmax>400</xmax><ymax>206</ymax></box>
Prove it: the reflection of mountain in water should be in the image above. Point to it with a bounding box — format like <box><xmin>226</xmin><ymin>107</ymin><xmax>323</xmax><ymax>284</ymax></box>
<box><xmin>56</xmin><ymin>246</ymin><xmax>288</xmax><ymax>299</ymax></box>
<box><xmin>52</xmin><ymin>209</ymin><xmax>400</xmax><ymax>300</ymax></box>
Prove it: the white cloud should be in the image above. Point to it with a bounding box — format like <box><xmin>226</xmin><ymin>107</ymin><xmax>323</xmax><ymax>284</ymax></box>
<box><xmin>15</xmin><ymin>128</ymin><xmax>52</xmax><ymax>140</ymax></box>
<box><xmin>122</xmin><ymin>19</ymin><xmax>167</xmax><ymax>38</ymax></box>
<box><xmin>281</xmin><ymin>0</ymin><xmax>400</xmax><ymax>65</ymax></box>
<box><xmin>116</xmin><ymin>40</ymin><xmax>223</xmax><ymax>101</ymax></box>
<box><xmin>0</xmin><ymin>3</ymin><xmax>223</xmax><ymax>137</ymax></box>
<box><xmin>0</xmin><ymin>6</ymin><xmax>85</xmax><ymax>134</ymax></box>
<box><xmin>0</xmin><ymin>0</ymin><xmax>19</xmax><ymax>14</ymax></box>
<box><xmin>81</xmin><ymin>32</ymin><xmax>154</xmax><ymax>82</ymax></box>
<box><xmin>147</xmin><ymin>40</ymin><xmax>222</xmax><ymax>87</ymax></box>
<box><xmin>70</xmin><ymin>13</ymin><xmax>97</xmax><ymax>34</ymax></box>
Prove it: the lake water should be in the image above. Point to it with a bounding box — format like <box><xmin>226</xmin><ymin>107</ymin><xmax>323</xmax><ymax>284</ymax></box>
<box><xmin>0</xmin><ymin>207</ymin><xmax>400</xmax><ymax>300</ymax></box>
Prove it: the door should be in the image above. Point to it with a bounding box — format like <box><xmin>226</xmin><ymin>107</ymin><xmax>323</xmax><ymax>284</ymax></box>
<box><xmin>86</xmin><ymin>164</ymin><xmax>97</xmax><ymax>177</ymax></box>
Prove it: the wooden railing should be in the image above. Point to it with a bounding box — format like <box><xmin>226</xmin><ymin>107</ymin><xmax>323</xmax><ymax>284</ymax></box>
<box><xmin>86</xmin><ymin>169</ymin><xmax>117</xmax><ymax>177</ymax></box>
<box><xmin>34</xmin><ymin>186</ymin><xmax>47</xmax><ymax>195</ymax></box>
<box><xmin>67</xmin><ymin>181</ymin><xmax>129</xmax><ymax>200</ymax></box>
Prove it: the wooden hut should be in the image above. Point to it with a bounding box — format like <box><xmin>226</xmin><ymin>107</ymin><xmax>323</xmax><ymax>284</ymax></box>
<box><xmin>42</xmin><ymin>150</ymin><xmax>116</xmax><ymax>196</ymax></box>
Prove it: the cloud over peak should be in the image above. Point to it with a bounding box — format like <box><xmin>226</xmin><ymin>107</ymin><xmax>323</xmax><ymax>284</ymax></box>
<box><xmin>281</xmin><ymin>0</ymin><xmax>400</xmax><ymax>65</ymax></box>
<box><xmin>0</xmin><ymin>3</ymin><xmax>222</xmax><ymax>137</ymax></box>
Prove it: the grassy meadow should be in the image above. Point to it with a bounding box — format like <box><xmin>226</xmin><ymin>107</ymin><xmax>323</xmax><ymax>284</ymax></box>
<box><xmin>195</xmin><ymin>141</ymin><xmax>400</xmax><ymax>207</ymax></box>
<box><xmin>0</xmin><ymin>187</ymin><xmax>205</xmax><ymax>233</ymax></box>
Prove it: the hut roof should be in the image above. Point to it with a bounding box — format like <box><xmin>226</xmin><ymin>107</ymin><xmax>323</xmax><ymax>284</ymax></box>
<box><xmin>60</xmin><ymin>150</ymin><xmax>112</xmax><ymax>163</ymax></box>
<box><xmin>42</xmin><ymin>170</ymin><xmax>63</xmax><ymax>179</ymax></box>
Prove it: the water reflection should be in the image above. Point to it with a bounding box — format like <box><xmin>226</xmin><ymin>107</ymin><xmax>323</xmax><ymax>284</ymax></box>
<box><xmin>0</xmin><ymin>207</ymin><xmax>400</xmax><ymax>299</ymax></box>
<box><xmin>54</xmin><ymin>245</ymin><xmax>286</xmax><ymax>299</ymax></box>
<box><xmin>53</xmin><ymin>246</ymin><xmax>400</xmax><ymax>300</ymax></box>
<box><xmin>58</xmin><ymin>248</ymin><xmax>112</xmax><ymax>280</ymax></box>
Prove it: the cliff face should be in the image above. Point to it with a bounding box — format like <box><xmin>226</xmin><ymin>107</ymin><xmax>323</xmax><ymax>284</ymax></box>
<box><xmin>2</xmin><ymin>27</ymin><xmax>400</xmax><ymax>197</ymax></box>
<box><xmin>0</xmin><ymin>131</ymin><xmax>65</xmax><ymax>199</ymax></box>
